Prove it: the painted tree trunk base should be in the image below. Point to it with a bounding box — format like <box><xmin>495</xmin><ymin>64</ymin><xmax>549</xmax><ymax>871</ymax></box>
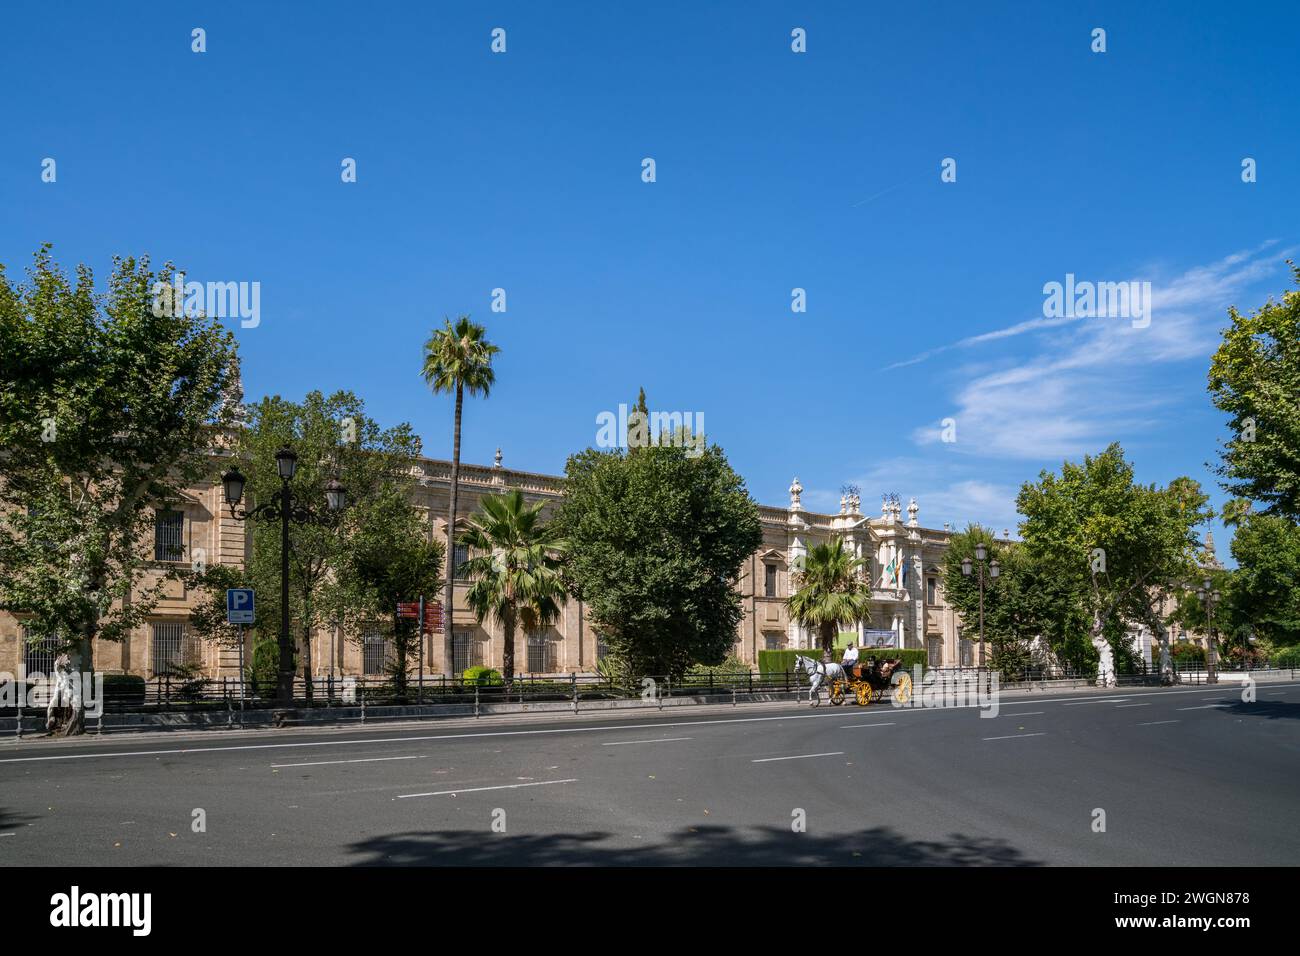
<box><xmin>44</xmin><ymin>652</ymin><xmax>87</xmax><ymax>736</ymax></box>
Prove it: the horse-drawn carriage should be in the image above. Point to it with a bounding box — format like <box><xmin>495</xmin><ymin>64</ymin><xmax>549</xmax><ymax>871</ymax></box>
<box><xmin>794</xmin><ymin>653</ymin><xmax>914</xmax><ymax>707</ymax></box>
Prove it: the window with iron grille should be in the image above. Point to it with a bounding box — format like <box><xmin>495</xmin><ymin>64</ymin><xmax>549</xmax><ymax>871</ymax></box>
<box><xmin>453</xmin><ymin>543</ymin><xmax>470</xmax><ymax>580</ymax></box>
<box><xmin>764</xmin><ymin>563</ymin><xmax>777</xmax><ymax>597</ymax></box>
<box><xmin>21</xmin><ymin>626</ymin><xmax>59</xmax><ymax>677</ymax></box>
<box><xmin>154</xmin><ymin>509</ymin><xmax>185</xmax><ymax>561</ymax></box>
<box><xmin>927</xmin><ymin>576</ymin><xmax>937</xmax><ymax>605</ymax></box>
<box><xmin>363</xmin><ymin>629</ymin><xmax>391</xmax><ymax>676</ymax></box>
<box><xmin>595</xmin><ymin>632</ymin><xmax>609</xmax><ymax>662</ymax></box>
<box><xmin>764</xmin><ymin>633</ymin><xmax>781</xmax><ymax>651</ymax></box>
<box><xmin>452</xmin><ymin>630</ymin><xmax>480</xmax><ymax>674</ymax></box>
<box><xmin>527</xmin><ymin>632</ymin><xmax>556</xmax><ymax>673</ymax></box>
<box><xmin>151</xmin><ymin>621</ymin><xmax>194</xmax><ymax>676</ymax></box>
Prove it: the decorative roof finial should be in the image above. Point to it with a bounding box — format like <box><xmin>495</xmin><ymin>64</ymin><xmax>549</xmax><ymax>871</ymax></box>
<box><xmin>907</xmin><ymin>497</ymin><xmax>918</xmax><ymax>527</ymax></box>
<box><xmin>789</xmin><ymin>477</ymin><xmax>803</xmax><ymax>511</ymax></box>
<box><xmin>493</xmin><ymin>447</ymin><xmax>503</xmax><ymax>469</ymax></box>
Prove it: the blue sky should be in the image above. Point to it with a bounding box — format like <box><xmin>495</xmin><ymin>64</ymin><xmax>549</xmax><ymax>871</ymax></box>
<box><xmin>4</xmin><ymin>1</ymin><xmax>1297</xmax><ymax>556</ymax></box>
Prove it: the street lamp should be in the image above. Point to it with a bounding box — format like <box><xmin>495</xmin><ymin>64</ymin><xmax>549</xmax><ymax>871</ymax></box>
<box><xmin>961</xmin><ymin>543</ymin><xmax>1000</xmax><ymax>668</ymax></box>
<box><xmin>221</xmin><ymin>449</ymin><xmax>346</xmax><ymax>706</ymax></box>
<box><xmin>1197</xmin><ymin>579</ymin><xmax>1221</xmax><ymax>685</ymax></box>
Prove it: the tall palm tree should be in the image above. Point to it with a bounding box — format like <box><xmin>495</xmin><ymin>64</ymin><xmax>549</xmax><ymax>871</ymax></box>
<box><xmin>459</xmin><ymin>490</ymin><xmax>566</xmax><ymax>685</ymax></box>
<box><xmin>786</xmin><ymin>538</ymin><xmax>872</xmax><ymax>658</ymax></box>
<box><xmin>421</xmin><ymin>316</ymin><xmax>500</xmax><ymax>675</ymax></box>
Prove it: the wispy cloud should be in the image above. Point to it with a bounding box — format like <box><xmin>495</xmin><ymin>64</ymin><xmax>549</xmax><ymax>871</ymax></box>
<box><xmin>909</xmin><ymin>242</ymin><xmax>1295</xmax><ymax>461</ymax></box>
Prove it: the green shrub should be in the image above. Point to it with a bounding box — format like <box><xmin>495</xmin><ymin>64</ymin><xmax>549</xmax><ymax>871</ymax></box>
<box><xmin>686</xmin><ymin>654</ymin><xmax>751</xmax><ymax>677</ymax></box>
<box><xmin>463</xmin><ymin>666</ymin><xmax>504</xmax><ymax>686</ymax></box>
<box><xmin>1272</xmin><ymin>645</ymin><xmax>1300</xmax><ymax>668</ymax></box>
<box><xmin>247</xmin><ymin>637</ymin><xmax>284</xmax><ymax>698</ymax></box>
<box><xmin>1171</xmin><ymin>642</ymin><xmax>1206</xmax><ymax>664</ymax></box>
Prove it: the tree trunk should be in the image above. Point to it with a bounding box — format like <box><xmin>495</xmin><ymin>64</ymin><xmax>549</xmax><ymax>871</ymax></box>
<box><xmin>392</xmin><ymin>611</ymin><xmax>407</xmax><ymax>701</ymax></box>
<box><xmin>444</xmin><ymin>383</ymin><xmax>463</xmax><ymax>678</ymax></box>
<box><xmin>502</xmin><ymin>606</ymin><xmax>516</xmax><ymax>687</ymax></box>
<box><xmin>820</xmin><ymin>622</ymin><xmax>836</xmax><ymax>659</ymax></box>
<box><xmin>51</xmin><ymin>638</ymin><xmax>91</xmax><ymax>736</ymax></box>
<box><xmin>300</xmin><ymin>590</ymin><xmax>313</xmax><ymax>702</ymax></box>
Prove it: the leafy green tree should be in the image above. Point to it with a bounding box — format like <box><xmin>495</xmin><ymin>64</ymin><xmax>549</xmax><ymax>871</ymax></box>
<box><xmin>1224</xmin><ymin>512</ymin><xmax>1300</xmax><ymax>648</ymax></box>
<box><xmin>420</xmin><ymin>317</ymin><xmax>499</xmax><ymax>673</ymax></box>
<box><xmin>940</xmin><ymin>525</ymin><xmax>1062</xmax><ymax>674</ymax></box>
<box><xmin>555</xmin><ymin>440</ymin><xmax>761</xmax><ymax>679</ymax></box>
<box><xmin>188</xmin><ymin>391</ymin><xmax>422</xmax><ymax>702</ymax></box>
<box><xmin>459</xmin><ymin>490</ymin><xmax>566</xmax><ymax>685</ymax></box>
<box><xmin>1017</xmin><ymin>444</ymin><xmax>1210</xmax><ymax>681</ymax></box>
<box><xmin>0</xmin><ymin>248</ymin><xmax>238</xmax><ymax>733</ymax></box>
<box><xmin>1208</xmin><ymin>263</ymin><xmax>1300</xmax><ymax>521</ymax></box>
<box><xmin>335</xmin><ymin>486</ymin><xmax>444</xmax><ymax>700</ymax></box>
<box><xmin>785</xmin><ymin>540</ymin><xmax>871</xmax><ymax>657</ymax></box>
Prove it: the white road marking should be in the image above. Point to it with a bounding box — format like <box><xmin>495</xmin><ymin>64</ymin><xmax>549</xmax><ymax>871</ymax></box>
<box><xmin>1115</xmin><ymin>703</ymin><xmax>1150</xmax><ymax>709</ymax></box>
<box><xmin>6</xmin><ymin>681</ymin><xmax>1298</xmax><ymax>765</ymax></box>
<box><xmin>1064</xmin><ymin>699</ymin><xmax>1129</xmax><ymax>706</ymax></box>
<box><xmin>398</xmin><ymin>778</ymin><xmax>578</xmax><ymax>799</ymax></box>
<box><xmin>0</xmin><ymin>833</ymin><xmax>14</xmax><ymax>838</ymax></box>
<box><xmin>839</xmin><ymin>722</ymin><xmax>896</xmax><ymax>728</ymax></box>
<box><xmin>998</xmin><ymin>711</ymin><xmax>1044</xmax><ymax>717</ymax></box>
<box><xmin>602</xmin><ymin>737</ymin><xmax>693</xmax><ymax>746</ymax></box>
<box><xmin>1139</xmin><ymin>720</ymin><xmax>1180</xmax><ymax>726</ymax></box>
<box><xmin>982</xmin><ymin>732</ymin><xmax>1047</xmax><ymax>741</ymax></box>
<box><xmin>752</xmin><ymin>752</ymin><xmax>844</xmax><ymax>763</ymax></box>
<box><xmin>1177</xmin><ymin>704</ymin><xmax>1232</xmax><ymax>711</ymax></box>
<box><xmin>271</xmin><ymin>755</ymin><xmax>425</xmax><ymax>769</ymax></box>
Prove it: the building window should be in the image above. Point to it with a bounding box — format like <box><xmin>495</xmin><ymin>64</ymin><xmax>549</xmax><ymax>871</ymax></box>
<box><xmin>151</xmin><ymin>621</ymin><xmax>195</xmax><ymax>677</ymax></box>
<box><xmin>595</xmin><ymin>633</ymin><xmax>609</xmax><ymax>662</ymax></box>
<box><xmin>927</xmin><ymin>577</ymin><xmax>937</xmax><ymax>605</ymax></box>
<box><xmin>21</xmin><ymin>626</ymin><xmax>59</xmax><ymax>677</ymax></box>
<box><xmin>764</xmin><ymin>564</ymin><xmax>777</xmax><ymax>597</ymax></box>
<box><xmin>764</xmin><ymin>633</ymin><xmax>781</xmax><ymax>651</ymax></box>
<box><xmin>363</xmin><ymin>628</ymin><xmax>391</xmax><ymax>676</ymax></box>
<box><xmin>527</xmin><ymin>632</ymin><xmax>556</xmax><ymax>673</ymax></box>
<box><xmin>453</xmin><ymin>543</ymin><xmax>470</xmax><ymax>580</ymax></box>
<box><xmin>154</xmin><ymin>509</ymin><xmax>185</xmax><ymax>562</ymax></box>
<box><xmin>452</xmin><ymin>630</ymin><xmax>479</xmax><ymax>674</ymax></box>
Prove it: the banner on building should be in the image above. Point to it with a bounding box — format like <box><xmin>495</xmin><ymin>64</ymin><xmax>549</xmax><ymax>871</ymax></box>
<box><xmin>863</xmin><ymin>628</ymin><xmax>898</xmax><ymax>648</ymax></box>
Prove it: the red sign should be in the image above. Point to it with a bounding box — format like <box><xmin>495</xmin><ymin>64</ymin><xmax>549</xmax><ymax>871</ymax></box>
<box><xmin>396</xmin><ymin>602</ymin><xmax>420</xmax><ymax>619</ymax></box>
<box><xmin>425</xmin><ymin>602</ymin><xmax>444</xmax><ymax>633</ymax></box>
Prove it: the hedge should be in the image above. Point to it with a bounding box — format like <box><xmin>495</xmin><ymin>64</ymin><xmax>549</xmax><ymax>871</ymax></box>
<box><xmin>759</xmin><ymin>648</ymin><xmax>927</xmax><ymax>675</ymax></box>
<box><xmin>102</xmin><ymin>674</ymin><xmax>146</xmax><ymax>703</ymax></box>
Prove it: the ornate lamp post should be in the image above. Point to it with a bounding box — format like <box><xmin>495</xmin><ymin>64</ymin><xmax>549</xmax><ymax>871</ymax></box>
<box><xmin>961</xmin><ymin>542</ymin><xmax>1000</xmax><ymax>668</ymax></box>
<box><xmin>1197</xmin><ymin>578</ymin><xmax>1221</xmax><ymax>685</ymax></box>
<box><xmin>221</xmin><ymin>447</ymin><xmax>346</xmax><ymax>706</ymax></box>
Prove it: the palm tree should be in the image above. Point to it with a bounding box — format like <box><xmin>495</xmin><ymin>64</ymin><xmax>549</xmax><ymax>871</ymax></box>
<box><xmin>458</xmin><ymin>490</ymin><xmax>567</xmax><ymax>686</ymax></box>
<box><xmin>421</xmin><ymin>316</ymin><xmax>500</xmax><ymax>676</ymax></box>
<box><xmin>786</xmin><ymin>539</ymin><xmax>872</xmax><ymax>657</ymax></box>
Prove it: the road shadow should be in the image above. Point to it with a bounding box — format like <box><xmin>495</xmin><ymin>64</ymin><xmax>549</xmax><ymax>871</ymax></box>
<box><xmin>1225</xmin><ymin>700</ymin><xmax>1300</xmax><ymax>721</ymax></box>
<box><xmin>0</xmin><ymin>807</ymin><xmax>36</xmax><ymax>832</ymax></box>
<box><xmin>346</xmin><ymin>823</ymin><xmax>1042</xmax><ymax>867</ymax></box>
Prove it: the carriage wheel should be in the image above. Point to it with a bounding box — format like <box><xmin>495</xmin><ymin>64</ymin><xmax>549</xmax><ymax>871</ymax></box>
<box><xmin>829</xmin><ymin>680</ymin><xmax>846</xmax><ymax>706</ymax></box>
<box><xmin>855</xmin><ymin>682</ymin><xmax>872</xmax><ymax>706</ymax></box>
<box><xmin>893</xmin><ymin>671</ymin><xmax>913</xmax><ymax>705</ymax></box>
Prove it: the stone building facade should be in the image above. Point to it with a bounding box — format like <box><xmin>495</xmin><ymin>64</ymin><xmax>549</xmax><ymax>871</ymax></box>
<box><xmin>0</xmin><ymin>453</ymin><xmax>966</xmax><ymax>681</ymax></box>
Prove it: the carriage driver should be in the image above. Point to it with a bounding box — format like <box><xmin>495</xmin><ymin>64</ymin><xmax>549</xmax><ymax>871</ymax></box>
<box><xmin>841</xmin><ymin>640</ymin><xmax>860</xmax><ymax>676</ymax></box>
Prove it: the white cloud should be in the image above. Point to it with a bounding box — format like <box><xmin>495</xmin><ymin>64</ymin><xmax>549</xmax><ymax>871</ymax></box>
<box><xmin>908</xmin><ymin>243</ymin><xmax>1295</xmax><ymax>461</ymax></box>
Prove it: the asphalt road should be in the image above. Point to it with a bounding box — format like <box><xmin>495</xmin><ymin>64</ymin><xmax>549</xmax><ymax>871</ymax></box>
<box><xmin>2</xmin><ymin>681</ymin><xmax>1297</xmax><ymax>866</ymax></box>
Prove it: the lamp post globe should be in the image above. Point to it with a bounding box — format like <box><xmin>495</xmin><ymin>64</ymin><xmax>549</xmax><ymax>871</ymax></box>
<box><xmin>221</xmin><ymin>466</ymin><xmax>246</xmax><ymax>506</ymax></box>
<box><xmin>325</xmin><ymin>477</ymin><xmax>347</xmax><ymax>512</ymax></box>
<box><xmin>275</xmin><ymin>446</ymin><xmax>298</xmax><ymax>481</ymax></box>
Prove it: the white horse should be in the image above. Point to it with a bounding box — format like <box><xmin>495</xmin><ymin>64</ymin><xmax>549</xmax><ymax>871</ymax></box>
<box><xmin>794</xmin><ymin>654</ymin><xmax>845</xmax><ymax>706</ymax></box>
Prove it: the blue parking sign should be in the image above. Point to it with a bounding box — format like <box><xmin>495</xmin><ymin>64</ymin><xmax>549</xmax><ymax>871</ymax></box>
<box><xmin>226</xmin><ymin>588</ymin><xmax>255</xmax><ymax>624</ymax></box>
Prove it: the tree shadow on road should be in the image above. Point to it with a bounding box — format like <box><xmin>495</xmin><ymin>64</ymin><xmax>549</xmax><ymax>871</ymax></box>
<box><xmin>1225</xmin><ymin>700</ymin><xmax>1300</xmax><ymax>721</ymax></box>
<box><xmin>346</xmin><ymin>823</ymin><xmax>1042</xmax><ymax>867</ymax></box>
